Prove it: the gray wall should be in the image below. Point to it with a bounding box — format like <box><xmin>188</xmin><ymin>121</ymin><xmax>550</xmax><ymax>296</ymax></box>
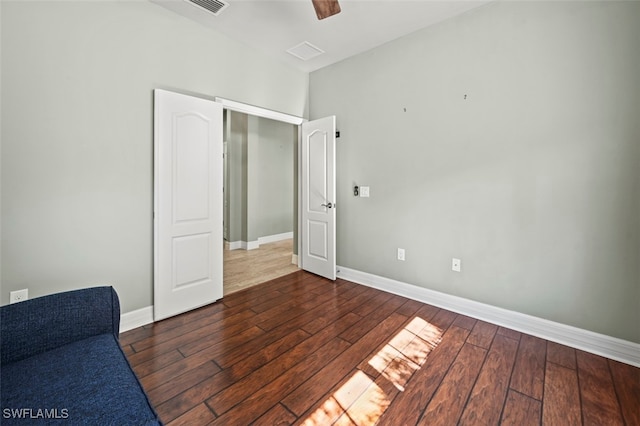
<box><xmin>226</xmin><ymin>112</ymin><xmax>296</xmax><ymax>244</ymax></box>
<box><xmin>310</xmin><ymin>1</ymin><xmax>640</xmax><ymax>343</ymax></box>
<box><xmin>250</xmin><ymin>116</ymin><xmax>296</xmax><ymax>241</ymax></box>
<box><xmin>1</xmin><ymin>1</ymin><xmax>308</xmax><ymax>312</ymax></box>
<box><xmin>226</xmin><ymin>111</ymin><xmax>249</xmax><ymax>243</ymax></box>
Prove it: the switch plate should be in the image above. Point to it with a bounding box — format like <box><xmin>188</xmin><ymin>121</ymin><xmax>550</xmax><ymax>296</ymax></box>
<box><xmin>10</xmin><ymin>289</ymin><xmax>28</xmax><ymax>304</ymax></box>
<box><xmin>397</xmin><ymin>248</ymin><xmax>405</xmax><ymax>261</ymax></box>
<box><xmin>360</xmin><ymin>186</ymin><xmax>370</xmax><ymax>198</ymax></box>
<box><xmin>452</xmin><ymin>258</ymin><xmax>461</xmax><ymax>272</ymax></box>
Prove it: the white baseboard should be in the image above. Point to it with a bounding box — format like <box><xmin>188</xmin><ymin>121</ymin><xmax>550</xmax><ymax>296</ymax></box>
<box><xmin>292</xmin><ymin>254</ymin><xmax>299</xmax><ymax>266</ymax></box>
<box><xmin>227</xmin><ymin>232</ymin><xmax>293</xmax><ymax>251</ymax></box>
<box><xmin>227</xmin><ymin>240</ymin><xmax>258</xmax><ymax>250</ymax></box>
<box><xmin>120</xmin><ymin>306</ymin><xmax>154</xmax><ymax>333</ymax></box>
<box><xmin>259</xmin><ymin>232</ymin><xmax>294</xmax><ymax>245</ymax></box>
<box><xmin>337</xmin><ymin>266</ymin><xmax>640</xmax><ymax>367</ymax></box>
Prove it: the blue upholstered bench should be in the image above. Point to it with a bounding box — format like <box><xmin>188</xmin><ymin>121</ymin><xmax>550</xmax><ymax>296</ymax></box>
<box><xmin>1</xmin><ymin>287</ymin><xmax>162</xmax><ymax>425</ymax></box>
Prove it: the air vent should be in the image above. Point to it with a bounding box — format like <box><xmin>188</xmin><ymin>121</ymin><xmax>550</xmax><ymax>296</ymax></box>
<box><xmin>286</xmin><ymin>41</ymin><xmax>325</xmax><ymax>61</ymax></box>
<box><xmin>185</xmin><ymin>0</ymin><xmax>229</xmax><ymax>16</ymax></box>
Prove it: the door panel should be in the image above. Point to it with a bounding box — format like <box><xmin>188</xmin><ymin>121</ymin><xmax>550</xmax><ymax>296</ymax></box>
<box><xmin>301</xmin><ymin>116</ymin><xmax>336</xmax><ymax>280</ymax></box>
<box><xmin>154</xmin><ymin>89</ymin><xmax>223</xmax><ymax>321</ymax></box>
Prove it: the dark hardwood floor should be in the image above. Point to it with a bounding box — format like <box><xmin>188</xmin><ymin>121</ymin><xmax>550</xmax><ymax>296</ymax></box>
<box><xmin>120</xmin><ymin>271</ymin><xmax>640</xmax><ymax>425</ymax></box>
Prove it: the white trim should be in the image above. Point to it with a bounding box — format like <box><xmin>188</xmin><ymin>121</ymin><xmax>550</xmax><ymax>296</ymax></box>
<box><xmin>227</xmin><ymin>233</ymin><xmax>293</xmax><ymax>251</ymax></box>
<box><xmin>292</xmin><ymin>254</ymin><xmax>299</xmax><ymax>266</ymax></box>
<box><xmin>226</xmin><ymin>240</ymin><xmax>258</xmax><ymax>250</ymax></box>
<box><xmin>258</xmin><ymin>232</ymin><xmax>294</xmax><ymax>245</ymax></box>
<box><xmin>337</xmin><ymin>266</ymin><xmax>640</xmax><ymax>367</ymax></box>
<box><xmin>120</xmin><ymin>306</ymin><xmax>154</xmax><ymax>333</ymax></box>
<box><xmin>214</xmin><ymin>97</ymin><xmax>305</xmax><ymax>125</ymax></box>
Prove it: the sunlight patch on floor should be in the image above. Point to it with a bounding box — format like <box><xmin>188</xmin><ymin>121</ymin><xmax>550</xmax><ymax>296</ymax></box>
<box><xmin>301</xmin><ymin>316</ymin><xmax>443</xmax><ymax>425</ymax></box>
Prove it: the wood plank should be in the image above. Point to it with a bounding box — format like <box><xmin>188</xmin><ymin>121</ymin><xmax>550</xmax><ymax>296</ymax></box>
<box><xmin>146</xmin><ymin>361</ymin><xmax>221</xmax><ymax>407</ymax></box>
<box><xmin>357</xmin><ymin>307</ymin><xmax>442</xmax><ymax>386</ymax></box>
<box><xmin>132</xmin><ymin>349</ymin><xmax>184</xmax><ymax>378</ymax></box>
<box><xmin>466</xmin><ymin>320</ymin><xmax>498</xmax><ymax>349</ymax></box>
<box><xmin>509</xmin><ymin>334</ymin><xmax>546</xmax><ymax>400</ymax></box>
<box><xmin>500</xmin><ymin>390</ymin><xmax>541</xmax><ymax>426</ymax></box>
<box><xmin>134</xmin><ymin>301</ymin><xmax>227</xmax><ymax>342</ymax></box>
<box><xmin>395</xmin><ymin>299</ymin><xmax>426</xmax><ymax>318</ymax></box>
<box><xmin>546</xmin><ymin>340</ymin><xmax>576</xmax><ymax>369</ymax></box>
<box><xmin>166</xmin><ymin>403</ymin><xmax>216</xmax><ymax>426</ymax></box>
<box><xmin>417</xmin><ymin>343</ymin><xmax>487</xmax><ymax>425</ymax></box>
<box><xmin>300</xmin><ymin>288</ymin><xmax>373</xmax><ymax>335</ymax></box>
<box><xmin>350</xmin><ymin>290</ymin><xmax>394</xmax><ymax>318</ymax></box>
<box><xmin>155</xmin><ymin>311</ymin><xmax>360</xmax><ymax>422</ymax></box>
<box><xmin>375</xmin><ymin>326</ymin><xmax>471</xmax><ymax>425</ymax></box>
<box><xmin>296</xmin><ymin>307</ymin><xmax>441</xmax><ymax>425</ymax></box>
<box><xmin>452</xmin><ymin>314</ymin><xmax>477</xmax><ymax>330</ymax></box>
<box><xmin>542</xmin><ymin>361</ymin><xmax>581</xmax><ymax>425</ymax></box>
<box><xmin>222</xmin><ymin>271</ymin><xmax>306</xmax><ymax>308</ymax></box>
<box><xmin>205</xmin><ymin>313</ymin><xmax>365</xmax><ymax>416</ymax></box>
<box><xmin>120</xmin><ymin>343</ymin><xmax>135</xmax><ymax>356</ymax></box>
<box><xmin>576</xmin><ymin>350</ymin><xmax>624</xmax><ymax>425</ymax></box>
<box><xmin>128</xmin><ymin>308</ymin><xmax>257</xmax><ymax>364</ymax></box>
<box><xmin>496</xmin><ymin>326</ymin><xmax>521</xmax><ymax>341</ymax></box>
<box><xmin>208</xmin><ymin>337</ymin><xmax>352</xmax><ymax>425</ymax></box>
<box><xmin>427</xmin><ymin>308</ymin><xmax>458</xmax><ymax>330</ymax></box>
<box><xmin>608</xmin><ymin>359</ymin><xmax>640</xmax><ymax>426</ymax></box>
<box><xmin>331</xmin><ymin>370</ymin><xmax>392</xmax><ymax>426</ymax></box>
<box><xmin>178</xmin><ymin>325</ymin><xmax>264</xmax><ymax>358</ymax></box>
<box><xmin>119</xmin><ymin>326</ymin><xmax>155</xmax><ymax>346</ymax></box>
<box><xmin>224</xmin><ymin>314</ymin><xmax>359</xmax><ymax>382</ymax></box>
<box><xmin>119</xmin><ymin>271</ymin><xmax>640</xmax><ymax>426</ymax></box>
<box><xmin>459</xmin><ymin>334</ymin><xmax>519</xmax><ymax>425</ymax></box>
<box><xmin>213</xmin><ymin>324</ymin><xmax>311</xmax><ymax>370</ymax></box>
<box><xmin>254</xmin><ymin>403</ymin><xmax>297</xmax><ymax>425</ymax></box>
<box><xmin>248</xmin><ymin>276</ymin><xmax>327</xmax><ymax>315</ymax></box>
<box><xmin>254</xmin><ymin>287</ymin><xmax>341</xmax><ymax>331</ymax></box>
<box><xmin>339</xmin><ymin>294</ymin><xmax>408</xmax><ymax>343</ymax></box>
<box><xmin>281</xmin><ymin>312</ymin><xmax>409</xmax><ymax>416</ymax></box>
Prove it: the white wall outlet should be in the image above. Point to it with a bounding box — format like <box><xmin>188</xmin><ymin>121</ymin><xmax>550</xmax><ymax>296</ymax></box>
<box><xmin>360</xmin><ymin>186</ymin><xmax>370</xmax><ymax>197</ymax></box>
<box><xmin>397</xmin><ymin>248</ymin><xmax>405</xmax><ymax>261</ymax></box>
<box><xmin>10</xmin><ymin>289</ymin><xmax>29</xmax><ymax>304</ymax></box>
<box><xmin>452</xmin><ymin>258</ymin><xmax>461</xmax><ymax>272</ymax></box>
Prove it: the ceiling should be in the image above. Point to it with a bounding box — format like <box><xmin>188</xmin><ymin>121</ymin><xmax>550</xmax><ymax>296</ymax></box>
<box><xmin>151</xmin><ymin>0</ymin><xmax>490</xmax><ymax>73</ymax></box>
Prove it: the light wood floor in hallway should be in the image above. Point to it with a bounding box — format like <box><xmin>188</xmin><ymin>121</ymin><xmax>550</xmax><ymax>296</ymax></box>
<box><xmin>223</xmin><ymin>239</ymin><xmax>300</xmax><ymax>295</ymax></box>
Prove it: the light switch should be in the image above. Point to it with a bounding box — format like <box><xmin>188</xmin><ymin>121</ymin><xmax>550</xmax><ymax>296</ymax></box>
<box><xmin>360</xmin><ymin>186</ymin><xmax>370</xmax><ymax>197</ymax></box>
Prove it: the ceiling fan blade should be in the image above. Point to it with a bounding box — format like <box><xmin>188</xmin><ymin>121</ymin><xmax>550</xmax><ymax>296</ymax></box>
<box><xmin>311</xmin><ymin>0</ymin><xmax>341</xmax><ymax>20</ymax></box>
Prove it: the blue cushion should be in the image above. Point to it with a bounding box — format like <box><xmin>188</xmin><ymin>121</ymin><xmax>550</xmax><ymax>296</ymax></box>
<box><xmin>1</xmin><ymin>334</ymin><xmax>161</xmax><ymax>425</ymax></box>
<box><xmin>1</xmin><ymin>287</ymin><xmax>120</xmax><ymax>365</ymax></box>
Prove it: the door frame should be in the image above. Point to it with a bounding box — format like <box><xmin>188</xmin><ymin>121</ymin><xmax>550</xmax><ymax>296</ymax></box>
<box><xmin>215</xmin><ymin>97</ymin><xmax>306</xmax><ymax>267</ymax></box>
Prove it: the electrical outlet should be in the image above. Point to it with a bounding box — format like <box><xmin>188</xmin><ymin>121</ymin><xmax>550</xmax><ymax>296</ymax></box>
<box><xmin>360</xmin><ymin>186</ymin><xmax>370</xmax><ymax>198</ymax></box>
<box><xmin>10</xmin><ymin>289</ymin><xmax>29</xmax><ymax>304</ymax></box>
<box><xmin>397</xmin><ymin>248</ymin><xmax>405</xmax><ymax>261</ymax></box>
<box><xmin>452</xmin><ymin>258</ymin><xmax>461</xmax><ymax>272</ymax></box>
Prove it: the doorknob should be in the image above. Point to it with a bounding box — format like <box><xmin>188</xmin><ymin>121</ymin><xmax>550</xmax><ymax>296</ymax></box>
<box><xmin>321</xmin><ymin>202</ymin><xmax>334</xmax><ymax>209</ymax></box>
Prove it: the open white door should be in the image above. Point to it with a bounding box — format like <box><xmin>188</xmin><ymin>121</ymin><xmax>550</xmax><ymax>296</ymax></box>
<box><xmin>301</xmin><ymin>116</ymin><xmax>336</xmax><ymax>280</ymax></box>
<box><xmin>154</xmin><ymin>89</ymin><xmax>223</xmax><ymax>321</ymax></box>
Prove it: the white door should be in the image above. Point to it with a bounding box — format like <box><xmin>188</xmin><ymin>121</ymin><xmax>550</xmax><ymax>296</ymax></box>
<box><xmin>154</xmin><ymin>89</ymin><xmax>223</xmax><ymax>321</ymax></box>
<box><xmin>301</xmin><ymin>116</ymin><xmax>336</xmax><ymax>280</ymax></box>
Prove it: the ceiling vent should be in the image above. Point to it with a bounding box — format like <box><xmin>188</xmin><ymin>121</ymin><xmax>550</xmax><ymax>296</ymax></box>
<box><xmin>286</xmin><ymin>41</ymin><xmax>325</xmax><ymax>61</ymax></box>
<box><xmin>185</xmin><ymin>0</ymin><xmax>229</xmax><ymax>16</ymax></box>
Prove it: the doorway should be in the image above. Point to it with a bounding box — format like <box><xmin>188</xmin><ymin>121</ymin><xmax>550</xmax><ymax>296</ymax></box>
<box><xmin>222</xmin><ymin>108</ymin><xmax>300</xmax><ymax>294</ymax></box>
<box><xmin>154</xmin><ymin>92</ymin><xmax>336</xmax><ymax>320</ymax></box>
